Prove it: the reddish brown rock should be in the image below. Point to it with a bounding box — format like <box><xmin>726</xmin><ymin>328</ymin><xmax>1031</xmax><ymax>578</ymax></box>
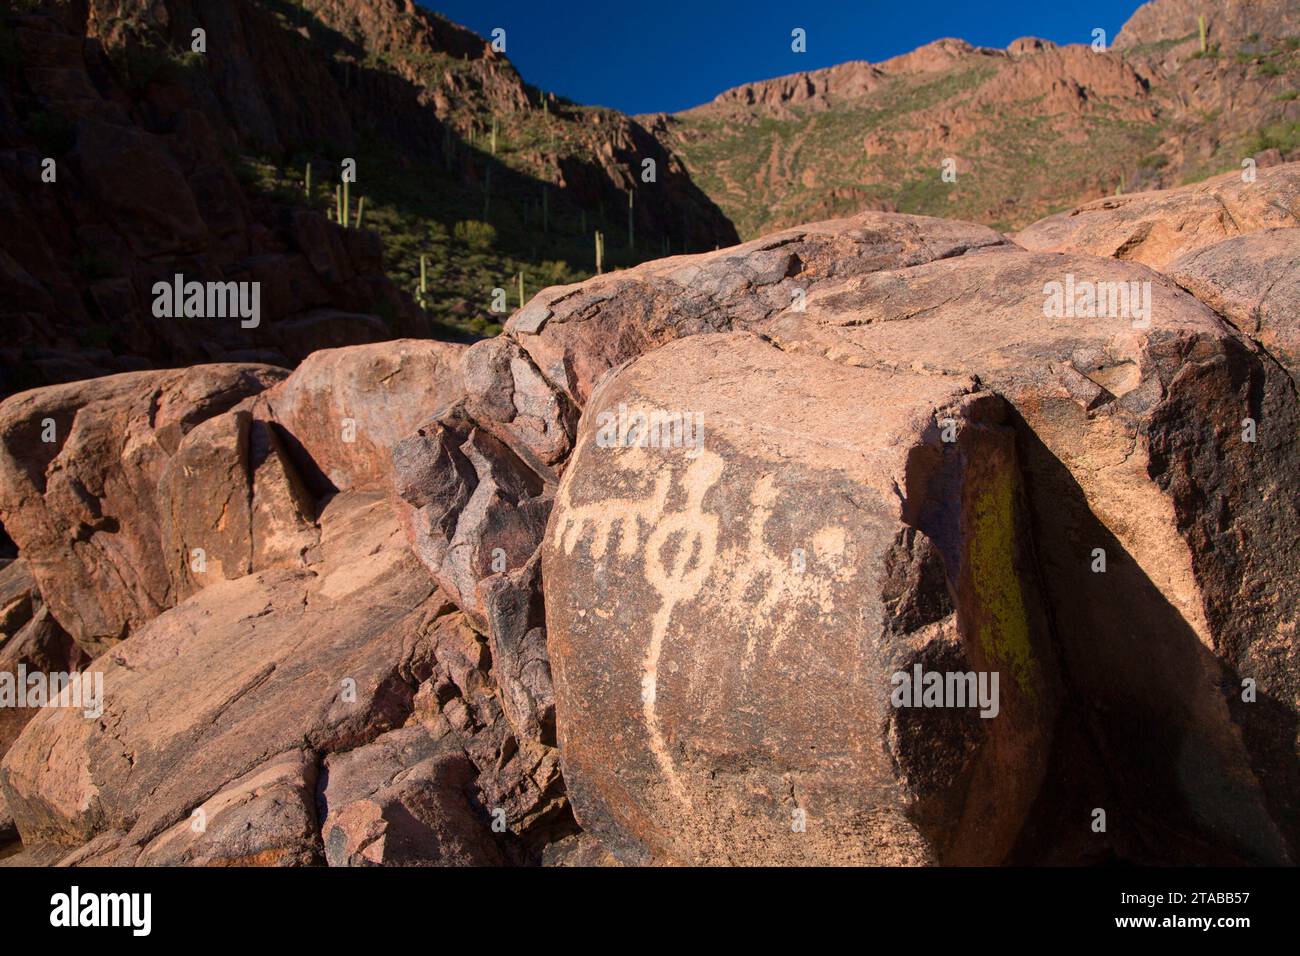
<box><xmin>0</xmin><ymin>560</ymin><xmax>88</xmax><ymax>761</ymax></box>
<box><xmin>0</xmin><ymin>490</ymin><xmax>573</xmax><ymax>865</ymax></box>
<box><xmin>1116</xmin><ymin>0</ymin><xmax>1300</xmax><ymax>52</ymax></box>
<box><xmin>1165</xmin><ymin>228</ymin><xmax>1300</xmax><ymax>382</ymax></box>
<box><xmin>0</xmin><ymin>364</ymin><xmax>286</xmax><ymax>652</ymax></box>
<box><xmin>0</xmin><ymin>492</ymin><xmax>437</xmax><ymax>855</ymax></box>
<box><xmin>505</xmin><ymin>214</ymin><xmax>1009</xmax><ymax>409</ymax></box>
<box><xmin>320</xmin><ymin>725</ymin><xmax>506</xmax><ymax>867</ymax></box>
<box><xmin>545</xmin><ymin>332</ymin><xmax>1059</xmax><ymax>864</ymax></box>
<box><xmin>526</xmin><ymin>211</ymin><xmax>1299</xmax><ymax>864</ymax></box>
<box><xmin>1014</xmin><ymin>163</ymin><xmax>1300</xmax><ymax>269</ymax></box>
<box><xmin>157</xmin><ymin>410</ymin><xmax>318</xmax><ymax>600</ymax></box>
<box><xmin>260</xmin><ymin>339</ymin><xmax>465</xmax><ymax>496</ymax></box>
<box><xmin>136</xmin><ymin>751</ymin><xmax>322</xmax><ymax>867</ymax></box>
<box><xmin>392</xmin><ymin>402</ymin><xmax>552</xmax><ymax>629</ymax></box>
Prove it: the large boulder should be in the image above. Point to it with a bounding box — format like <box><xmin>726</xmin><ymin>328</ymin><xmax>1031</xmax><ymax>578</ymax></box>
<box><xmin>525</xmin><ymin>211</ymin><xmax>1299</xmax><ymax>864</ymax></box>
<box><xmin>0</xmin><ymin>365</ymin><xmax>286</xmax><ymax>652</ymax></box>
<box><xmin>259</xmin><ymin>339</ymin><xmax>465</xmax><ymax>496</ymax></box>
<box><xmin>545</xmin><ymin>332</ymin><xmax>1059</xmax><ymax>864</ymax></box>
<box><xmin>1013</xmin><ymin>162</ymin><xmax>1300</xmax><ymax>269</ymax></box>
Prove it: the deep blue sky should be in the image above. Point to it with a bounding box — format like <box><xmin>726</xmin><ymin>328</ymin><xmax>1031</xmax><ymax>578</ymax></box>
<box><xmin>422</xmin><ymin>0</ymin><xmax>1148</xmax><ymax>114</ymax></box>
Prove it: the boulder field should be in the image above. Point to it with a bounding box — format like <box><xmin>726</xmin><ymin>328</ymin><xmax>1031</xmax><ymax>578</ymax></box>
<box><xmin>1</xmin><ymin>164</ymin><xmax>1297</xmax><ymax>866</ymax></box>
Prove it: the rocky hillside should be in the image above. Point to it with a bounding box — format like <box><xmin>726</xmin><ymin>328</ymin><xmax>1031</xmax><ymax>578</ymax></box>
<box><xmin>0</xmin><ymin>0</ymin><xmax>736</xmax><ymax>398</ymax></box>
<box><xmin>647</xmin><ymin>0</ymin><xmax>1300</xmax><ymax>238</ymax></box>
<box><xmin>2</xmin><ymin>162</ymin><xmax>1297</xmax><ymax>866</ymax></box>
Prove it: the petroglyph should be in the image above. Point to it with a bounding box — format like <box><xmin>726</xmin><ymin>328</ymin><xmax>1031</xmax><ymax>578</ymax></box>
<box><xmin>554</xmin><ymin>440</ymin><xmax>855</xmax><ymax>805</ymax></box>
<box><xmin>724</xmin><ymin>474</ymin><xmax>851</xmax><ymax>670</ymax></box>
<box><xmin>553</xmin><ymin>448</ymin><xmax>723</xmax><ymax>800</ymax></box>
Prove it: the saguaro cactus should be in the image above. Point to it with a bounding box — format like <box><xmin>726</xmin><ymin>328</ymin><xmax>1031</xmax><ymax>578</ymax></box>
<box><xmin>517</xmin><ymin>271</ymin><xmax>525</xmax><ymax>308</ymax></box>
<box><xmin>491</xmin><ymin>118</ymin><xmax>498</xmax><ymax>155</ymax></box>
<box><xmin>304</xmin><ymin>162</ymin><xmax>312</xmax><ymax>199</ymax></box>
<box><xmin>595</xmin><ymin>230</ymin><xmax>604</xmax><ymax>275</ymax></box>
<box><xmin>354</xmin><ymin>196</ymin><xmax>366</xmax><ymax>229</ymax></box>
<box><xmin>1198</xmin><ymin>14</ymin><xmax>1208</xmax><ymax>53</ymax></box>
<box><xmin>416</xmin><ymin>254</ymin><xmax>429</xmax><ymax>308</ymax></box>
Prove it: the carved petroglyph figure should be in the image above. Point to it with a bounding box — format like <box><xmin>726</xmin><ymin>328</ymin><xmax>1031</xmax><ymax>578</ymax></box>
<box><xmin>554</xmin><ymin>448</ymin><xmax>723</xmax><ymax>799</ymax></box>
<box><xmin>553</xmin><ymin>440</ymin><xmax>851</xmax><ymax>803</ymax></box>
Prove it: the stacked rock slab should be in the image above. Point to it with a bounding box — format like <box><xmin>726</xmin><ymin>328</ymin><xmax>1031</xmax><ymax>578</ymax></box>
<box><xmin>1013</xmin><ymin>163</ymin><xmax>1300</xmax><ymax>269</ymax></box>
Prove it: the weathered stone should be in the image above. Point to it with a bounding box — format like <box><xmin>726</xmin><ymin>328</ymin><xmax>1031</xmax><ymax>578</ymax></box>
<box><xmin>545</xmin><ymin>331</ymin><xmax>1059</xmax><ymax>864</ymax></box>
<box><xmin>136</xmin><ymin>751</ymin><xmax>321</xmax><ymax>867</ymax></box>
<box><xmin>158</xmin><ymin>410</ymin><xmax>317</xmax><ymax>600</ymax></box>
<box><xmin>480</xmin><ymin>548</ymin><xmax>556</xmax><ymax>746</ymax></box>
<box><xmin>260</xmin><ymin>339</ymin><xmax>465</xmax><ymax>496</ymax></box>
<box><xmin>0</xmin><ymin>559</ymin><xmax>35</xmax><ymax>637</ymax></box>
<box><xmin>0</xmin><ymin>600</ymin><xmax>87</xmax><ymax>761</ymax></box>
<box><xmin>392</xmin><ymin>403</ymin><xmax>552</xmax><ymax>629</ymax></box>
<box><xmin>504</xmin><ymin>214</ymin><xmax>1009</xmax><ymax>409</ymax></box>
<box><xmin>0</xmin><ymin>365</ymin><xmax>286</xmax><ymax>651</ymax></box>
<box><xmin>1014</xmin><ymin>163</ymin><xmax>1300</xmax><ymax>269</ymax></box>
<box><xmin>1166</xmin><ymin>228</ymin><xmax>1300</xmax><ymax>383</ymax></box>
<box><xmin>321</xmin><ymin>724</ymin><xmax>506</xmax><ymax>867</ymax></box>
<box><xmin>0</xmin><ymin>492</ymin><xmax>439</xmax><ymax>854</ymax></box>
<box><xmin>537</xmin><ymin>213</ymin><xmax>1300</xmax><ymax>864</ymax></box>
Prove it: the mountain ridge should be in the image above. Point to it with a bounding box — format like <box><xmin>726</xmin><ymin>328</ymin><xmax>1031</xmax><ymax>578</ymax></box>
<box><xmin>646</xmin><ymin>0</ymin><xmax>1300</xmax><ymax>238</ymax></box>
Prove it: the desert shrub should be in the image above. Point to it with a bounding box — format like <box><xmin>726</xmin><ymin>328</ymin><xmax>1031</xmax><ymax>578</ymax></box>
<box><xmin>453</xmin><ymin>220</ymin><xmax>496</xmax><ymax>251</ymax></box>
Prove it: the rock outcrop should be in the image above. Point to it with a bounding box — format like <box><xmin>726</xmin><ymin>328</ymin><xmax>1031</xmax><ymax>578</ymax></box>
<box><xmin>1165</xmin><ymin>229</ymin><xmax>1300</xmax><ymax>383</ymax></box>
<box><xmin>2</xmin><ymin>175</ymin><xmax>1297</xmax><ymax>867</ymax></box>
<box><xmin>0</xmin><ymin>339</ymin><xmax>464</xmax><ymax>651</ymax></box>
<box><xmin>500</xmin><ymin>208</ymin><xmax>1297</xmax><ymax>865</ymax></box>
<box><xmin>0</xmin><ymin>492</ymin><xmax>568</xmax><ymax>865</ymax></box>
<box><xmin>1014</xmin><ymin>163</ymin><xmax>1300</xmax><ymax>269</ymax></box>
<box><xmin>0</xmin><ymin>364</ymin><xmax>286</xmax><ymax>652</ymax></box>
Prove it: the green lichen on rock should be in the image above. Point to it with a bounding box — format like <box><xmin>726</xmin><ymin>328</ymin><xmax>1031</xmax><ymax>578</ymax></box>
<box><xmin>969</xmin><ymin>468</ymin><xmax>1036</xmax><ymax>696</ymax></box>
